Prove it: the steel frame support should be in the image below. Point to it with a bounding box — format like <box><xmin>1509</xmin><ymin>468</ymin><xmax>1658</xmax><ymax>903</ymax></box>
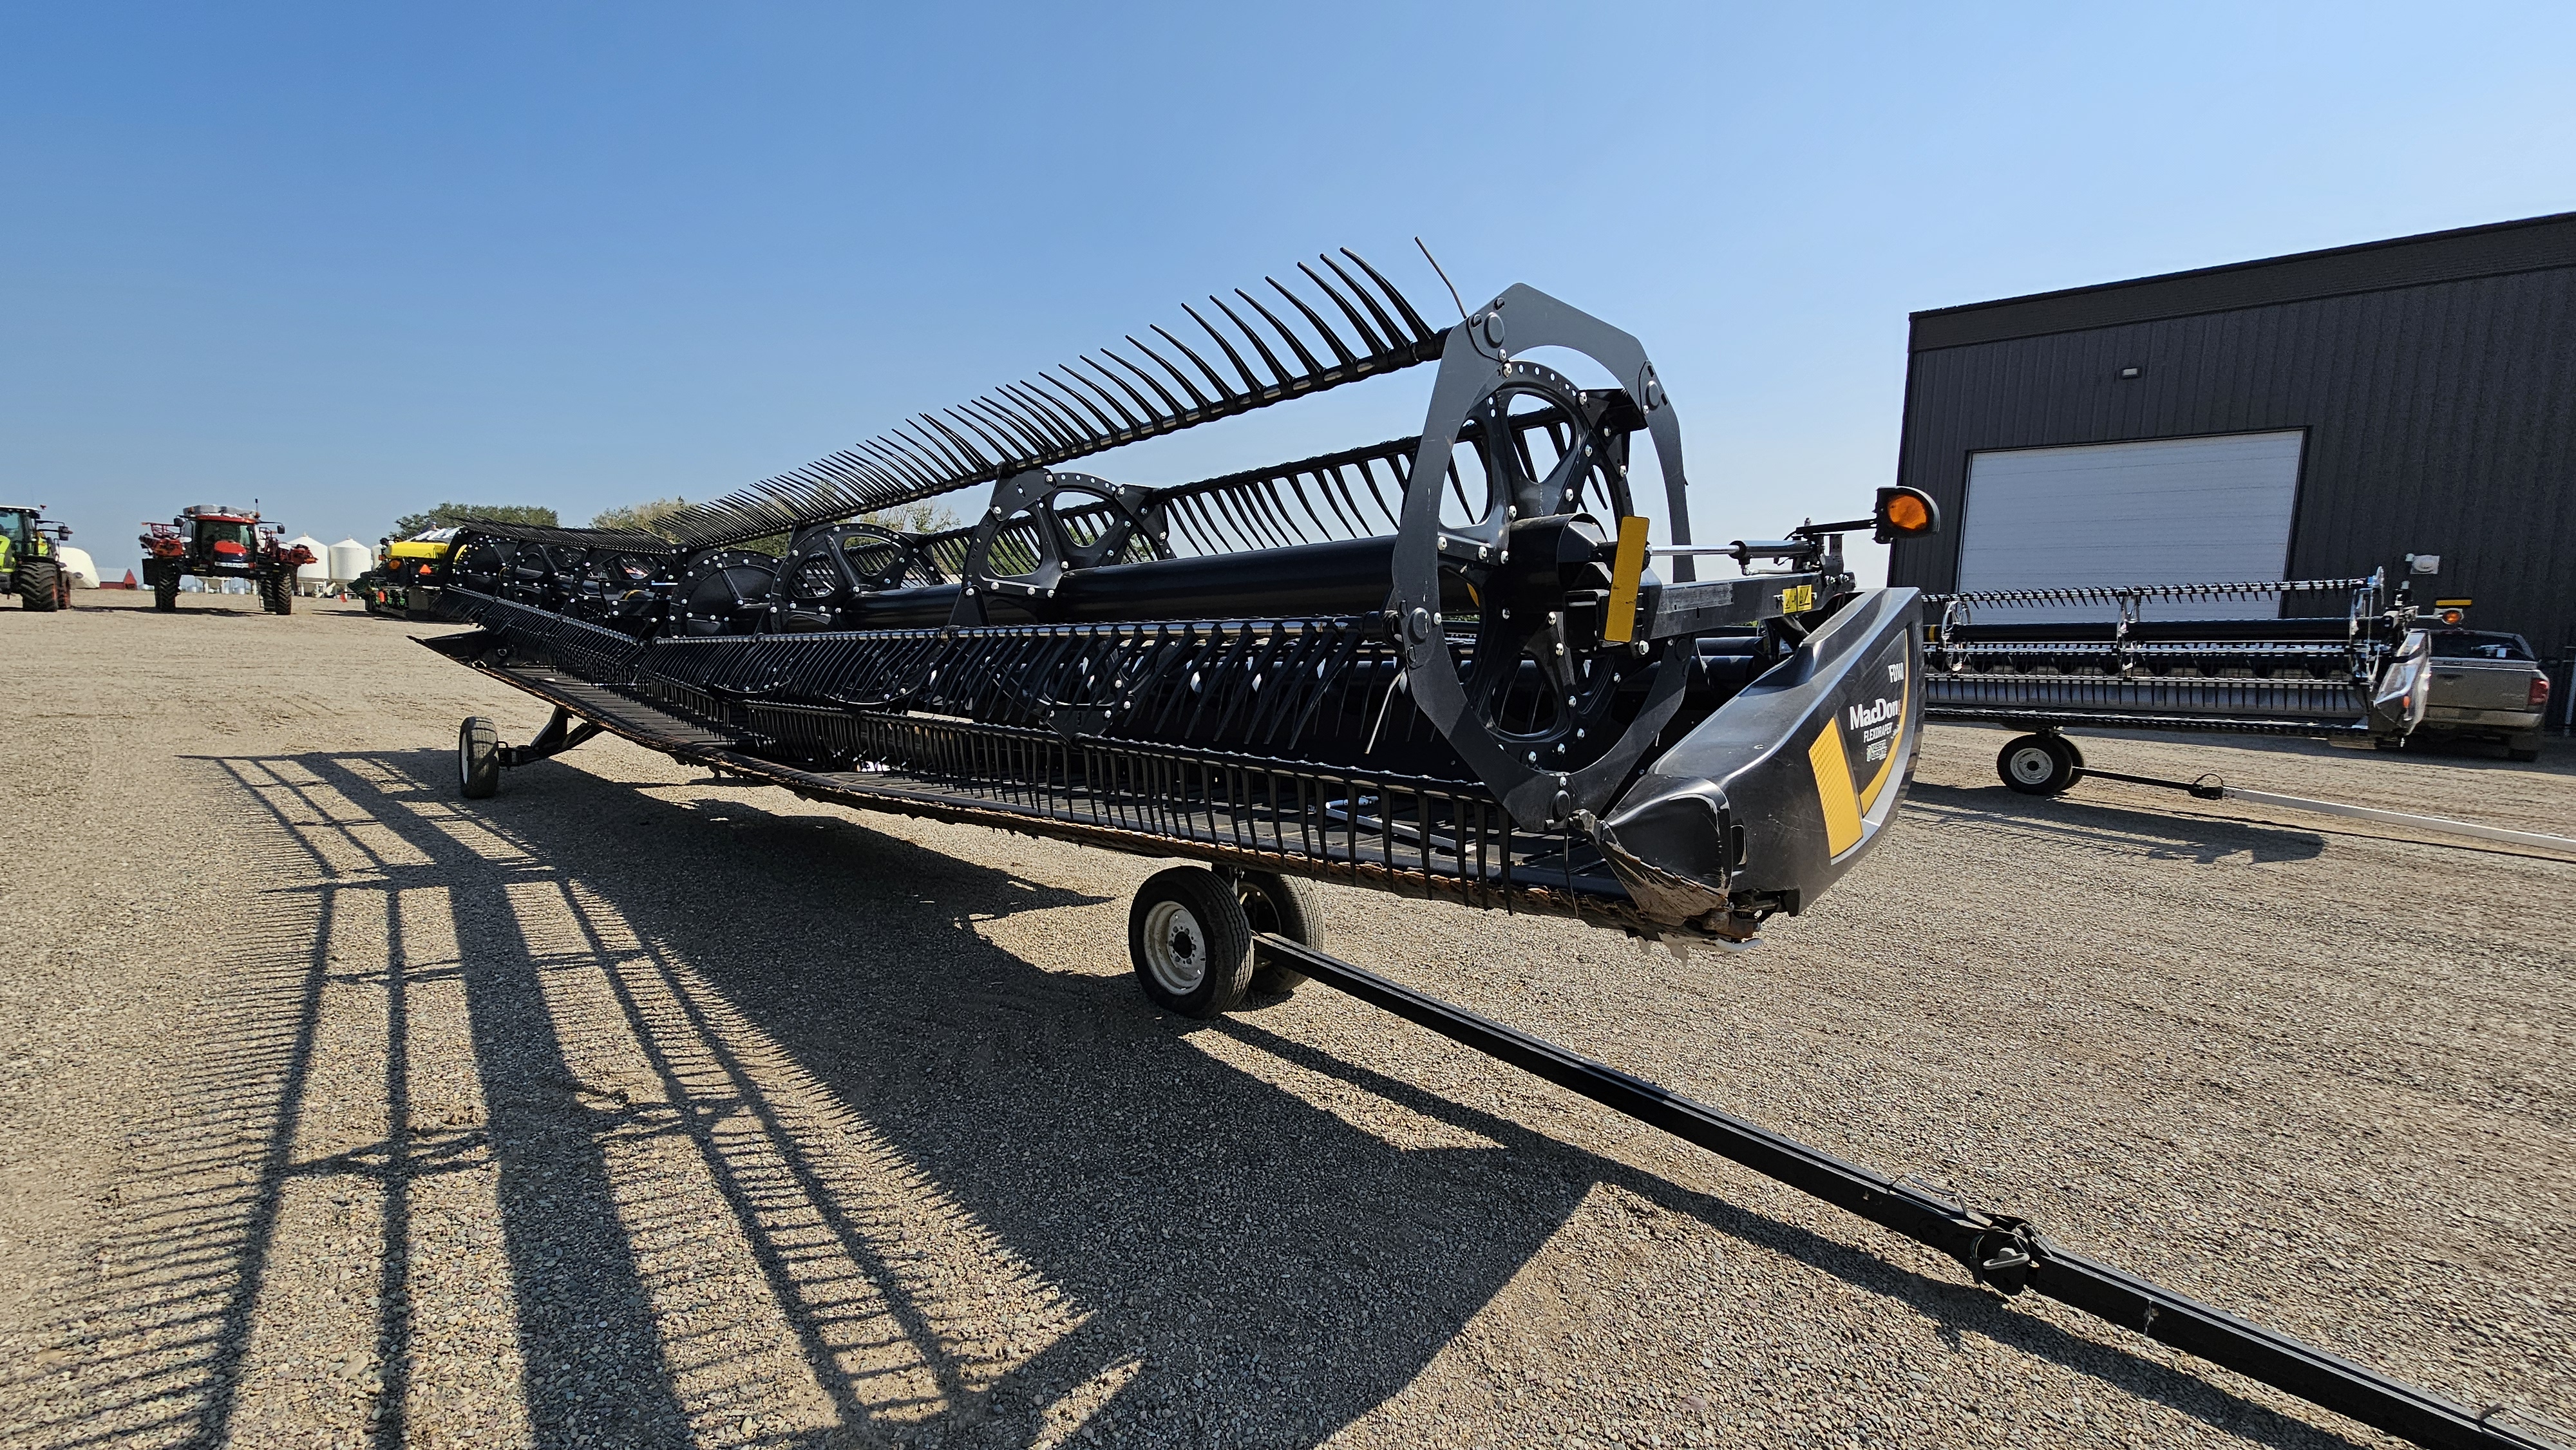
<box><xmin>1253</xmin><ymin>932</ymin><xmax>2560</xmax><ymax>1450</ymax></box>
<box><xmin>497</xmin><ymin>706</ymin><xmax>603</xmax><ymax>769</ymax></box>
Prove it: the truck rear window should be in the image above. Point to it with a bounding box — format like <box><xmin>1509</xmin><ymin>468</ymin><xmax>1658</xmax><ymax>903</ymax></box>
<box><xmin>2430</xmin><ymin>631</ymin><xmax>2535</xmax><ymax>661</ymax></box>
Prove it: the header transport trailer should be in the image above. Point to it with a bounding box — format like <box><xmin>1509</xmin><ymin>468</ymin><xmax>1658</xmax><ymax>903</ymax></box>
<box><xmin>1922</xmin><ymin>576</ymin><xmax>2437</xmax><ymax>794</ymax></box>
<box><xmin>416</xmin><ymin>256</ymin><xmax>2556</xmax><ymax>1450</ymax></box>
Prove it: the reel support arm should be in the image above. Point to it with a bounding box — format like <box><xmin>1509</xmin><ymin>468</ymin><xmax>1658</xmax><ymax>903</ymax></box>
<box><xmin>497</xmin><ymin>707</ymin><xmax>603</xmax><ymax>768</ymax></box>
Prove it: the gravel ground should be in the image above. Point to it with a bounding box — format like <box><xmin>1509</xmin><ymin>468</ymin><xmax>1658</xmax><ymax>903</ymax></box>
<box><xmin>0</xmin><ymin>590</ymin><xmax>2568</xmax><ymax>1450</ymax></box>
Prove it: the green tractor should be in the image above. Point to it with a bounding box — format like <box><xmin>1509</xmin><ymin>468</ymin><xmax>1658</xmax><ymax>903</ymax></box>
<box><xmin>0</xmin><ymin>504</ymin><xmax>74</xmax><ymax>612</ymax></box>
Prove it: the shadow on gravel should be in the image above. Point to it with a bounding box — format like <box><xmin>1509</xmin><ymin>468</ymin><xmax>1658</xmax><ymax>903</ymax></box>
<box><xmin>39</xmin><ymin>746</ymin><xmax>2371</xmax><ymax>1450</ymax></box>
<box><xmin>1904</xmin><ymin>782</ymin><xmax>2329</xmax><ymax>863</ymax></box>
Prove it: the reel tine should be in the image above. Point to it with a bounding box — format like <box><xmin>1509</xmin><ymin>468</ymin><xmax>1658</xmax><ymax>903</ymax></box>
<box><xmin>1034</xmin><ymin>373</ymin><xmax>1121</xmax><ymax>437</ymax></box>
<box><xmin>1124</xmin><ymin>335</ymin><xmax>1208</xmax><ymax>412</ymax></box>
<box><xmin>896</xmin><ymin>419</ymin><xmax>974</xmax><ymax>476</ymax></box>
<box><xmin>1269</xmin><ymin>275</ymin><xmax>1357</xmax><ymax>368</ymax></box>
<box><xmin>914</xmin><ymin>415</ymin><xmax>995</xmax><ymax>473</ymax></box>
<box><xmin>942</xmin><ymin>407</ymin><xmax>1020</xmax><ymax>462</ymax></box>
<box><xmin>1150</xmin><ymin>324</ymin><xmax>1236</xmax><ymax>402</ymax></box>
<box><xmin>965</xmin><ymin>397</ymin><xmax>1052</xmax><ymax>457</ymax></box>
<box><xmin>1318</xmin><ymin>253</ymin><xmax>1401</xmax><ymax>356</ymax></box>
<box><xmin>1302</xmin><ymin>260</ymin><xmax>1387</xmax><ymax>356</ymax></box>
<box><xmin>917</xmin><ymin>413</ymin><xmax>998</xmax><ymax>473</ymax></box>
<box><xmin>1235</xmin><ymin>288</ymin><xmax>1324</xmax><ymax>377</ymax></box>
<box><xmin>1001</xmin><ymin>381</ymin><xmax>1096</xmax><ymax>449</ymax></box>
<box><xmin>1079</xmin><ymin>353</ymin><xmax>1161</xmax><ymax>422</ymax></box>
<box><xmin>1209</xmin><ymin>294</ymin><xmax>1292</xmax><ymax>389</ymax></box>
<box><xmin>1103</xmin><ymin>345</ymin><xmax>1188</xmax><ymax>417</ymax></box>
<box><xmin>1182</xmin><ymin>303</ymin><xmax>1264</xmax><ymax>396</ymax></box>
<box><xmin>1059</xmin><ymin>364</ymin><xmax>1146</xmax><ymax>431</ymax></box>
<box><xmin>982</xmin><ymin>388</ymin><xmax>1074</xmax><ymax>453</ymax></box>
<box><xmin>1341</xmin><ymin>247</ymin><xmax>1435</xmax><ymax>344</ymax></box>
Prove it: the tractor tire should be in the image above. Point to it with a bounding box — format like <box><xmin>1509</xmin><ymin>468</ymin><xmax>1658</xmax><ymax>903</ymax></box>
<box><xmin>270</xmin><ymin>578</ymin><xmax>294</xmax><ymax>615</ymax></box>
<box><xmin>459</xmin><ymin>716</ymin><xmax>502</xmax><ymax>799</ymax></box>
<box><xmin>1128</xmin><ymin>867</ymin><xmax>1255</xmax><ymax>1019</ymax></box>
<box><xmin>1997</xmin><ymin>733</ymin><xmax>2079</xmax><ymax>796</ymax></box>
<box><xmin>15</xmin><ymin>558</ymin><xmax>61</xmax><ymax>612</ymax></box>
<box><xmin>154</xmin><ymin>570</ymin><xmax>180</xmax><ymax>612</ymax></box>
<box><xmin>1235</xmin><ymin>870</ymin><xmax>1324</xmax><ymax>995</ymax></box>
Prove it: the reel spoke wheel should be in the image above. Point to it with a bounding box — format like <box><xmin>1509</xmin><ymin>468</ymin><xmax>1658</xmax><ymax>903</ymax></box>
<box><xmin>1128</xmin><ymin>867</ymin><xmax>1254</xmax><ymax>1018</ymax></box>
<box><xmin>459</xmin><ymin>716</ymin><xmax>502</xmax><ymax>799</ymax></box>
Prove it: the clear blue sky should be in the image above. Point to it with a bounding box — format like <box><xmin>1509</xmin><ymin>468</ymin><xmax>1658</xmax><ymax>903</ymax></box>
<box><xmin>7</xmin><ymin>2</ymin><xmax>2572</xmax><ymax>581</ymax></box>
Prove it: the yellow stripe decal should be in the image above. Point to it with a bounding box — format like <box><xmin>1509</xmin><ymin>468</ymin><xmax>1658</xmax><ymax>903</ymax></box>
<box><xmin>1603</xmin><ymin>515</ymin><xmax>1649</xmax><ymax>645</ymax></box>
<box><xmin>1857</xmin><ymin>673</ymin><xmax>1911</xmax><ymax>812</ymax></box>
<box><xmin>1807</xmin><ymin>722</ymin><xmax>1864</xmax><ymax>857</ymax></box>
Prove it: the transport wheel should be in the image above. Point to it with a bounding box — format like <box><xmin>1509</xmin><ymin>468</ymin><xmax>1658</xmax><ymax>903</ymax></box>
<box><xmin>1996</xmin><ymin>733</ymin><xmax>2078</xmax><ymax>796</ymax></box>
<box><xmin>1235</xmin><ymin>871</ymin><xmax>1324</xmax><ymax>995</ymax></box>
<box><xmin>154</xmin><ymin>572</ymin><xmax>179</xmax><ymax>611</ymax></box>
<box><xmin>15</xmin><ymin>558</ymin><xmax>61</xmax><ymax>612</ymax></box>
<box><xmin>458</xmin><ymin>716</ymin><xmax>502</xmax><ymax>799</ymax></box>
<box><xmin>1129</xmin><ymin>867</ymin><xmax>1255</xmax><ymax>1019</ymax></box>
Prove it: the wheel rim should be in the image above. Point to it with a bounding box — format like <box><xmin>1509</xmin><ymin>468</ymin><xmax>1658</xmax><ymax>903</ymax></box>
<box><xmin>1140</xmin><ymin>899</ymin><xmax>1209</xmax><ymax>994</ymax></box>
<box><xmin>2007</xmin><ymin>746</ymin><xmax>2056</xmax><ymax>786</ymax></box>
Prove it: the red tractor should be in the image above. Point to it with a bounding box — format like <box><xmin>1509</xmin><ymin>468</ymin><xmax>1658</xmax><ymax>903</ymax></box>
<box><xmin>140</xmin><ymin>505</ymin><xmax>316</xmax><ymax>614</ymax></box>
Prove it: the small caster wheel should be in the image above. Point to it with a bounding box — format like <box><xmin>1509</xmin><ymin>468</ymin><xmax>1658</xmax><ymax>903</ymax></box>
<box><xmin>1129</xmin><ymin>867</ymin><xmax>1255</xmax><ymax>1019</ymax></box>
<box><xmin>1234</xmin><ymin>871</ymin><xmax>1325</xmax><ymax>995</ymax></box>
<box><xmin>1997</xmin><ymin>733</ymin><xmax>2078</xmax><ymax>796</ymax></box>
<box><xmin>459</xmin><ymin>716</ymin><xmax>502</xmax><ymax>799</ymax></box>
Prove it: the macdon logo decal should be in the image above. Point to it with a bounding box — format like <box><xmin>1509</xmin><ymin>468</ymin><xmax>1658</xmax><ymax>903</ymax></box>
<box><xmin>1847</xmin><ymin>697</ymin><xmax>1904</xmax><ymax>731</ymax></box>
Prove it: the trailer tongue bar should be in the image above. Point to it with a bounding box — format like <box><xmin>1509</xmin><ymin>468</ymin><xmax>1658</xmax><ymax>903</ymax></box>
<box><xmin>1253</xmin><ymin>934</ymin><xmax>2565</xmax><ymax>1450</ymax></box>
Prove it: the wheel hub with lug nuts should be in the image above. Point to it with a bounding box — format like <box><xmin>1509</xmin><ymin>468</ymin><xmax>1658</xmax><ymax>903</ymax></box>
<box><xmin>1141</xmin><ymin>899</ymin><xmax>1208</xmax><ymax>993</ymax></box>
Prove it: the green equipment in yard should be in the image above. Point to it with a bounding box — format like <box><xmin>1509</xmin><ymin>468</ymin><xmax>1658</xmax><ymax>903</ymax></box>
<box><xmin>0</xmin><ymin>505</ymin><xmax>74</xmax><ymax>612</ymax></box>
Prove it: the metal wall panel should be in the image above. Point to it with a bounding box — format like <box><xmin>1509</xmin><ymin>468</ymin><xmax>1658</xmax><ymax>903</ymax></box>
<box><xmin>1889</xmin><ymin>267</ymin><xmax>2576</xmax><ymax>655</ymax></box>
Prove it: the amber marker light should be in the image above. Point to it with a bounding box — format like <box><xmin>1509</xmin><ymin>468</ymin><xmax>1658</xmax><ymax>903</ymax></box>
<box><xmin>1871</xmin><ymin>486</ymin><xmax>1939</xmax><ymax>542</ymax></box>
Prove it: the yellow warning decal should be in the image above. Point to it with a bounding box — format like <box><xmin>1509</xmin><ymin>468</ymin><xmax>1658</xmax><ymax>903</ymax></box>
<box><xmin>1781</xmin><ymin>583</ymin><xmax>1815</xmax><ymax>614</ymax></box>
<box><xmin>1806</xmin><ymin>722</ymin><xmax>1864</xmax><ymax>857</ymax></box>
<box><xmin>1604</xmin><ymin>516</ymin><xmax>1648</xmax><ymax>645</ymax></box>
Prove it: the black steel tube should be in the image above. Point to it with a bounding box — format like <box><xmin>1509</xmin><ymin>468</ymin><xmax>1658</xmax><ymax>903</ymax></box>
<box><xmin>846</xmin><ymin>536</ymin><xmax>1471</xmax><ymax>628</ymax></box>
<box><xmin>1254</xmin><ymin>933</ymin><xmax>2557</xmax><ymax>1450</ymax></box>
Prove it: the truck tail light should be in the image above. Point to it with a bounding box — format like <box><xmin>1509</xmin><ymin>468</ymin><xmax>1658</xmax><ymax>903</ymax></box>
<box><xmin>2533</xmin><ymin>677</ymin><xmax>2553</xmax><ymax>709</ymax></box>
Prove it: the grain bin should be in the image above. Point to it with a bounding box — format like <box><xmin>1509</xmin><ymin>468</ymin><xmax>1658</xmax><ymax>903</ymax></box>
<box><xmin>328</xmin><ymin>538</ymin><xmax>370</xmax><ymax>587</ymax></box>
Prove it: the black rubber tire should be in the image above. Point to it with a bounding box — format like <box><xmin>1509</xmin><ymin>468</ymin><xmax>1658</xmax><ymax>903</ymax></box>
<box><xmin>270</xmin><ymin>578</ymin><xmax>294</xmax><ymax>614</ymax></box>
<box><xmin>1235</xmin><ymin>871</ymin><xmax>1323</xmax><ymax>994</ymax></box>
<box><xmin>153</xmin><ymin>570</ymin><xmax>179</xmax><ymax>612</ymax></box>
<box><xmin>458</xmin><ymin>716</ymin><xmax>502</xmax><ymax>800</ymax></box>
<box><xmin>1128</xmin><ymin>867</ymin><xmax>1255</xmax><ymax>1019</ymax></box>
<box><xmin>15</xmin><ymin>558</ymin><xmax>61</xmax><ymax>612</ymax></box>
<box><xmin>1996</xmin><ymin>733</ymin><xmax>2078</xmax><ymax>796</ymax></box>
<box><xmin>2506</xmin><ymin>733</ymin><xmax>2541</xmax><ymax>763</ymax></box>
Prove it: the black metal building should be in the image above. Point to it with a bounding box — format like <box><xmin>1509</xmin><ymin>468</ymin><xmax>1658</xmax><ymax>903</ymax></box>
<box><xmin>1888</xmin><ymin>210</ymin><xmax>2576</xmax><ymax>660</ymax></box>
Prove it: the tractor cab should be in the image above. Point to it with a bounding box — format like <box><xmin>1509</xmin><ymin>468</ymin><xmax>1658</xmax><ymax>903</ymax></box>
<box><xmin>180</xmin><ymin>507</ymin><xmax>266</xmax><ymax>572</ymax></box>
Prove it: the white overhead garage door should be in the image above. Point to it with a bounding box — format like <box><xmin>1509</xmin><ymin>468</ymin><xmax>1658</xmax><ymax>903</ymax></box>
<box><xmin>1955</xmin><ymin>430</ymin><xmax>2304</xmax><ymax>621</ymax></box>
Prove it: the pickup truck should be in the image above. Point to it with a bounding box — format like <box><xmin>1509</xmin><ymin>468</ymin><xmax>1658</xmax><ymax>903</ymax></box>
<box><xmin>2416</xmin><ymin>629</ymin><xmax>2550</xmax><ymax>760</ymax></box>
